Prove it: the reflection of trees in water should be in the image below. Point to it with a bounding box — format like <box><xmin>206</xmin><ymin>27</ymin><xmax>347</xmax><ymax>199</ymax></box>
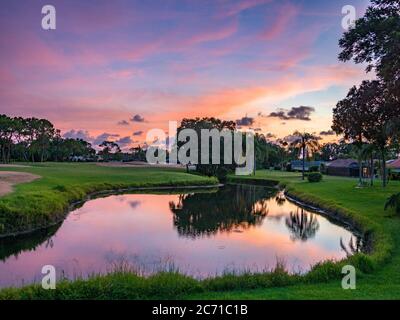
<box><xmin>169</xmin><ymin>185</ymin><xmax>275</xmax><ymax>238</ymax></box>
<box><xmin>275</xmin><ymin>191</ymin><xmax>286</xmax><ymax>206</ymax></box>
<box><xmin>285</xmin><ymin>208</ymin><xmax>320</xmax><ymax>242</ymax></box>
<box><xmin>0</xmin><ymin>224</ymin><xmax>61</xmax><ymax>261</ymax></box>
<box><xmin>340</xmin><ymin>236</ymin><xmax>363</xmax><ymax>257</ymax></box>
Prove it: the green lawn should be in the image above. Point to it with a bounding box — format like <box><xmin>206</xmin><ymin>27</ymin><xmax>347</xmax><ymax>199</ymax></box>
<box><xmin>0</xmin><ymin>166</ymin><xmax>399</xmax><ymax>299</ymax></box>
<box><xmin>0</xmin><ymin>163</ymin><xmax>217</xmax><ymax>235</ymax></box>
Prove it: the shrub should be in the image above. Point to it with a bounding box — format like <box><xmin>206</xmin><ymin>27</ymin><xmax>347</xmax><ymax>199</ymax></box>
<box><xmin>389</xmin><ymin>171</ymin><xmax>400</xmax><ymax>181</ymax></box>
<box><xmin>309</xmin><ymin>165</ymin><xmax>320</xmax><ymax>172</ymax></box>
<box><xmin>53</xmin><ymin>185</ymin><xmax>67</xmax><ymax>192</ymax></box>
<box><xmin>307</xmin><ymin>172</ymin><xmax>322</xmax><ymax>183</ymax></box>
<box><xmin>384</xmin><ymin>193</ymin><xmax>400</xmax><ymax>215</ymax></box>
<box><xmin>216</xmin><ymin>167</ymin><xmax>229</xmax><ymax>183</ymax></box>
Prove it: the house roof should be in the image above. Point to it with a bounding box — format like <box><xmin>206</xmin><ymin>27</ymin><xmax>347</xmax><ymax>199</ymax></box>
<box><xmin>290</xmin><ymin>160</ymin><xmax>325</xmax><ymax>166</ymax></box>
<box><xmin>388</xmin><ymin>159</ymin><xmax>400</xmax><ymax>169</ymax></box>
<box><xmin>327</xmin><ymin>159</ymin><xmax>358</xmax><ymax>168</ymax></box>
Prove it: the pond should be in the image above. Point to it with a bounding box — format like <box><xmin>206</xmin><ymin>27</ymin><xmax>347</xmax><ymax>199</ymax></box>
<box><xmin>0</xmin><ymin>184</ymin><xmax>363</xmax><ymax>287</ymax></box>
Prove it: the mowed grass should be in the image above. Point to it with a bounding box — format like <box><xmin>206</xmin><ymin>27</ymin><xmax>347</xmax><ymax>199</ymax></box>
<box><xmin>0</xmin><ymin>167</ymin><xmax>399</xmax><ymax>299</ymax></box>
<box><xmin>0</xmin><ymin>163</ymin><xmax>217</xmax><ymax>235</ymax></box>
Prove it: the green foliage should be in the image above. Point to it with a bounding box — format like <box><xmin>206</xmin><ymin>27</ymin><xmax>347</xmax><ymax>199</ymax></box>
<box><xmin>290</xmin><ymin>131</ymin><xmax>320</xmax><ymax>180</ymax></box>
<box><xmin>177</xmin><ymin>117</ymin><xmax>237</xmax><ymax>176</ymax></box>
<box><xmin>308</xmin><ymin>165</ymin><xmax>319</xmax><ymax>172</ymax></box>
<box><xmin>215</xmin><ymin>166</ymin><xmax>229</xmax><ymax>182</ymax></box>
<box><xmin>0</xmin><ymin>272</ymin><xmax>203</xmax><ymax>300</ymax></box>
<box><xmin>307</xmin><ymin>172</ymin><xmax>322</xmax><ymax>183</ymax></box>
<box><xmin>384</xmin><ymin>193</ymin><xmax>400</xmax><ymax>215</ymax></box>
<box><xmin>339</xmin><ymin>0</ymin><xmax>400</xmax><ymax>88</ymax></box>
<box><xmin>0</xmin><ymin>114</ymin><xmax>96</xmax><ymax>163</ymax></box>
<box><xmin>254</xmin><ymin>133</ymin><xmax>285</xmax><ymax>169</ymax></box>
<box><xmin>336</xmin><ymin>0</ymin><xmax>400</xmax><ymax>188</ymax></box>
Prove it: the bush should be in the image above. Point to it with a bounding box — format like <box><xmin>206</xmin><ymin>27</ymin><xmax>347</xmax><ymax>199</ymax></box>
<box><xmin>384</xmin><ymin>193</ymin><xmax>400</xmax><ymax>215</ymax></box>
<box><xmin>216</xmin><ymin>167</ymin><xmax>229</xmax><ymax>182</ymax></box>
<box><xmin>309</xmin><ymin>165</ymin><xmax>320</xmax><ymax>172</ymax></box>
<box><xmin>389</xmin><ymin>171</ymin><xmax>400</xmax><ymax>181</ymax></box>
<box><xmin>307</xmin><ymin>172</ymin><xmax>322</xmax><ymax>183</ymax></box>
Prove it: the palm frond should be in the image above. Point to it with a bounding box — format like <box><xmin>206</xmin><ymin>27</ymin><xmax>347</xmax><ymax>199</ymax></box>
<box><xmin>384</xmin><ymin>193</ymin><xmax>400</xmax><ymax>214</ymax></box>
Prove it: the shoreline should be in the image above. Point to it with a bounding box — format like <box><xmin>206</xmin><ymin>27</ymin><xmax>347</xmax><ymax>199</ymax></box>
<box><xmin>0</xmin><ymin>183</ymin><xmax>222</xmax><ymax>239</ymax></box>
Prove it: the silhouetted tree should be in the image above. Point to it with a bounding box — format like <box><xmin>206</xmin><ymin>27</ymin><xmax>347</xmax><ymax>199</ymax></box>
<box><xmin>99</xmin><ymin>141</ymin><xmax>121</xmax><ymax>161</ymax></box>
<box><xmin>290</xmin><ymin>131</ymin><xmax>320</xmax><ymax>180</ymax></box>
<box><xmin>339</xmin><ymin>0</ymin><xmax>400</xmax><ymax>98</ymax></box>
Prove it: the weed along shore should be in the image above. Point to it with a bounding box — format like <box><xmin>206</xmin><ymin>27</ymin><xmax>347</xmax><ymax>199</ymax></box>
<box><xmin>0</xmin><ymin>166</ymin><xmax>398</xmax><ymax>299</ymax></box>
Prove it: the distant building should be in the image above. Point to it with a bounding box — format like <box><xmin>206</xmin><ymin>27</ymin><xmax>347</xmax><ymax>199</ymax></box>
<box><xmin>388</xmin><ymin>159</ymin><xmax>400</xmax><ymax>173</ymax></box>
<box><xmin>326</xmin><ymin>159</ymin><xmax>360</xmax><ymax>177</ymax></box>
<box><xmin>290</xmin><ymin>160</ymin><xmax>324</xmax><ymax>172</ymax></box>
<box><xmin>70</xmin><ymin>155</ymin><xmax>96</xmax><ymax>162</ymax></box>
<box><xmin>388</xmin><ymin>159</ymin><xmax>400</xmax><ymax>180</ymax></box>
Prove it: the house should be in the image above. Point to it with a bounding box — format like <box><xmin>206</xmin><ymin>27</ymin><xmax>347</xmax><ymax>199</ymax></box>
<box><xmin>388</xmin><ymin>159</ymin><xmax>400</xmax><ymax>180</ymax></box>
<box><xmin>388</xmin><ymin>159</ymin><xmax>400</xmax><ymax>172</ymax></box>
<box><xmin>326</xmin><ymin>159</ymin><xmax>360</xmax><ymax>177</ymax></box>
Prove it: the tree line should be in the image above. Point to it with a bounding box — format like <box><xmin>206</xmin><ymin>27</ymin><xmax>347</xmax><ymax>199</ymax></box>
<box><xmin>332</xmin><ymin>0</ymin><xmax>400</xmax><ymax>187</ymax></box>
<box><xmin>0</xmin><ymin>115</ymin><xmax>95</xmax><ymax>163</ymax></box>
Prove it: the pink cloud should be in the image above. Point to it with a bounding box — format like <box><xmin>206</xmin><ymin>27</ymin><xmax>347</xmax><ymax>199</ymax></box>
<box><xmin>261</xmin><ymin>3</ymin><xmax>299</xmax><ymax>40</ymax></box>
<box><xmin>184</xmin><ymin>19</ymin><xmax>238</xmax><ymax>45</ymax></box>
<box><xmin>218</xmin><ymin>0</ymin><xmax>273</xmax><ymax>17</ymax></box>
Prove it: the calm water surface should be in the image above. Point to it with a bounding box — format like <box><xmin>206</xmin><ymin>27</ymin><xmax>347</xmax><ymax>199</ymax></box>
<box><xmin>0</xmin><ymin>185</ymin><xmax>362</xmax><ymax>287</ymax></box>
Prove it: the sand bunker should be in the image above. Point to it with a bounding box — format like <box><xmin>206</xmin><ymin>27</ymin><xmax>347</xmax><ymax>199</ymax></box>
<box><xmin>0</xmin><ymin>171</ymin><xmax>40</xmax><ymax>197</ymax></box>
<box><xmin>0</xmin><ymin>164</ymin><xmax>31</xmax><ymax>168</ymax></box>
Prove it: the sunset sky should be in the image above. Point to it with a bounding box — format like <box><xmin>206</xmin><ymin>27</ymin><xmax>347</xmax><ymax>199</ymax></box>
<box><xmin>0</xmin><ymin>0</ymin><xmax>371</xmax><ymax>149</ymax></box>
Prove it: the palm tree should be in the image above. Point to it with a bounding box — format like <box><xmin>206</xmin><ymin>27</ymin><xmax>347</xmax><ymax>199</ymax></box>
<box><xmin>382</xmin><ymin>118</ymin><xmax>400</xmax><ymax>186</ymax></box>
<box><xmin>290</xmin><ymin>131</ymin><xmax>320</xmax><ymax>180</ymax></box>
<box><xmin>360</xmin><ymin>144</ymin><xmax>376</xmax><ymax>186</ymax></box>
<box><xmin>348</xmin><ymin>142</ymin><xmax>367</xmax><ymax>187</ymax></box>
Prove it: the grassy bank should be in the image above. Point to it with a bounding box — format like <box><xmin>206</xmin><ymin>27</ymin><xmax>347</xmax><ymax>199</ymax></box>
<box><xmin>1</xmin><ymin>168</ymin><xmax>399</xmax><ymax>299</ymax></box>
<box><xmin>0</xmin><ymin>163</ymin><xmax>217</xmax><ymax>236</ymax></box>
